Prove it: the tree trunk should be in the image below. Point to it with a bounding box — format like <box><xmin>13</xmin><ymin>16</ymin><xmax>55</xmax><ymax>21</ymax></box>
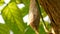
<box><xmin>39</xmin><ymin>0</ymin><xmax>60</xmax><ymax>34</ymax></box>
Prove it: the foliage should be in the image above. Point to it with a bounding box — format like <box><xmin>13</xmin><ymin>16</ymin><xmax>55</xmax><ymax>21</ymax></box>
<box><xmin>0</xmin><ymin>0</ymin><xmax>50</xmax><ymax>34</ymax></box>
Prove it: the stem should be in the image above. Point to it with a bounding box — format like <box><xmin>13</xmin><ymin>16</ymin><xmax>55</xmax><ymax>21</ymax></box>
<box><xmin>35</xmin><ymin>0</ymin><xmax>49</xmax><ymax>33</ymax></box>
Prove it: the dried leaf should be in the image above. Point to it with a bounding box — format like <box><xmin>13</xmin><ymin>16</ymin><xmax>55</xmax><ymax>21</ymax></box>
<box><xmin>29</xmin><ymin>0</ymin><xmax>40</xmax><ymax>34</ymax></box>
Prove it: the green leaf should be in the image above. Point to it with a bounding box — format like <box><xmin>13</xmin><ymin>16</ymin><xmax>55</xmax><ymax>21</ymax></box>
<box><xmin>11</xmin><ymin>0</ymin><xmax>30</xmax><ymax>17</ymax></box>
<box><xmin>2</xmin><ymin>2</ymin><xmax>27</xmax><ymax>34</ymax></box>
<box><xmin>18</xmin><ymin>0</ymin><xmax>30</xmax><ymax>17</ymax></box>
<box><xmin>15</xmin><ymin>0</ymin><xmax>22</xmax><ymax>4</ymax></box>
<box><xmin>39</xmin><ymin>23</ymin><xmax>47</xmax><ymax>34</ymax></box>
<box><xmin>0</xmin><ymin>0</ymin><xmax>4</xmax><ymax>6</ymax></box>
<box><xmin>25</xmin><ymin>26</ymin><xmax>35</xmax><ymax>34</ymax></box>
<box><xmin>0</xmin><ymin>23</ymin><xmax>10</xmax><ymax>34</ymax></box>
<box><xmin>40</xmin><ymin>6</ymin><xmax>47</xmax><ymax>17</ymax></box>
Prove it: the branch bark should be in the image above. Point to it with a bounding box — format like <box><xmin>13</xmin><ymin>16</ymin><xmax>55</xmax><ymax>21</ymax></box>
<box><xmin>39</xmin><ymin>0</ymin><xmax>60</xmax><ymax>34</ymax></box>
